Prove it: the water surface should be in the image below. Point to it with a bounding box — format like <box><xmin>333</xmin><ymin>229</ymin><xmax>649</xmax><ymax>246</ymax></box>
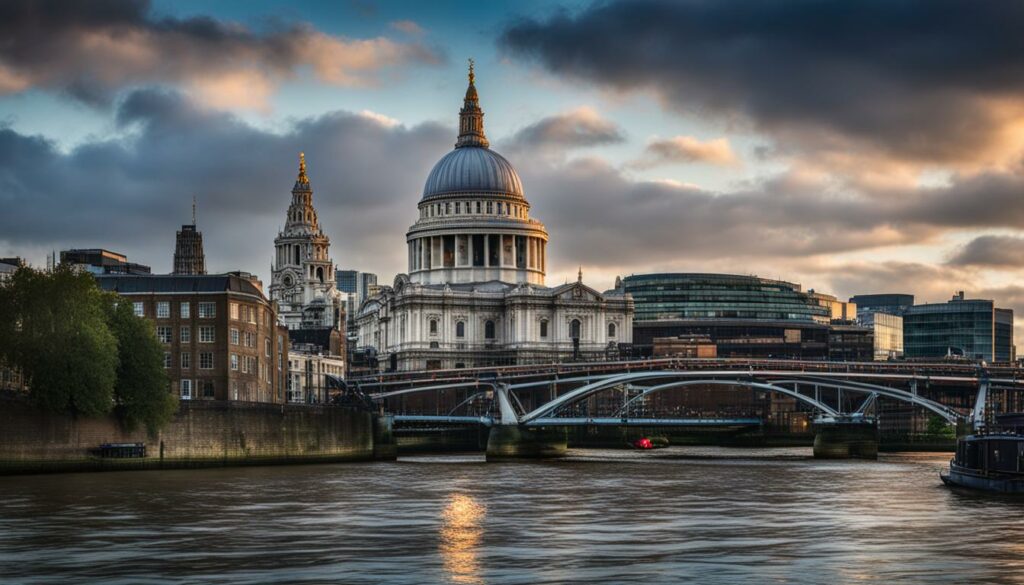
<box><xmin>1</xmin><ymin>448</ymin><xmax>1022</xmax><ymax>584</ymax></box>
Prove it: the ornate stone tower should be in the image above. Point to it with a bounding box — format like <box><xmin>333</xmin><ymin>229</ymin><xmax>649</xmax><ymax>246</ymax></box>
<box><xmin>270</xmin><ymin>153</ymin><xmax>344</xmax><ymax>330</ymax></box>
<box><xmin>172</xmin><ymin>198</ymin><xmax>206</xmax><ymax>275</ymax></box>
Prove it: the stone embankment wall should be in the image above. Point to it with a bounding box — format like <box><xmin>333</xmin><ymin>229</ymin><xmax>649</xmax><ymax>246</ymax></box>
<box><xmin>0</xmin><ymin>396</ymin><xmax>383</xmax><ymax>474</ymax></box>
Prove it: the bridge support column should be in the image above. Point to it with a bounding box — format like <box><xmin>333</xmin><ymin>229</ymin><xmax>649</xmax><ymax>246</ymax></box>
<box><xmin>373</xmin><ymin>415</ymin><xmax>398</xmax><ymax>460</ymax></box>
<box><xmin>813</xmin><ymin>418</ymin><xmax>878</xmax><ymax>460</ymax></box>
<box><xmin>486</xmin><ymin>425</ymin><xmax>568</xmax><ymax>461</ymax></box>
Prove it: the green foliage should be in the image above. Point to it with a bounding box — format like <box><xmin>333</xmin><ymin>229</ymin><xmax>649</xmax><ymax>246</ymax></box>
<box><xmin>1</xmin><ymin>266</ymin><xmax>177</xmax><ymax>432</ymax></box>
<box><xmin>925</xmin><ymin>414</ymin><xmax>956</xmax><ymax>439</ymax></box>
<box><xmin>1</xmin><ymin>266</ymin><xmax>117</xmax><ymax>416</ymax></box>
<box><xmin>107</xmin><ymin>300</ymin><xmax>178</xmax><ymax>434</ymax></box>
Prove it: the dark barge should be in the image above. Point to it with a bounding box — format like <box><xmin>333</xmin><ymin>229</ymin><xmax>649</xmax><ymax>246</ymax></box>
<box><xmin>941</xmin><ymin>415</ymin><xmax>1024</xmax><ymax>493</ymax></box>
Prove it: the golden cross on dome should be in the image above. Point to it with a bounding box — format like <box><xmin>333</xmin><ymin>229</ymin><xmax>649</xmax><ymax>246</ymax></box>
<box><xmin>468</xmin><ymin>58</ymin><xmax>475</xmax><ymax>84</ymax></box>
<box><xmin>298</xmin><ymin>152</ymin><xmax>308</xmax><ymax>183</ymax></box>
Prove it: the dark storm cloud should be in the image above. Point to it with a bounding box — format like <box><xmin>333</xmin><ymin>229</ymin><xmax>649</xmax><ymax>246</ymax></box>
<box><xmin>499</xmin><ymin>0</ymin><xmax>1024</xmax><ymax>164</ymax></box>
<box><xmin>5</xmin><ymin>90</ymin><xmax>1024</xmax><ymax>290</ymax></box>
<box><xmin>503</xmin><ymin>107</ymin><xmax>624</xmax><ymax>152</ymax></box>
<box><xmin>948</xmin><ymin>235</ymin><xmax>1024</xmax><ymax>267</ymax></box>
<box><xmin>0</xmin><ymin>89</ymin><xmax>449</xmax><ymax>275</ymax></box>
<box><xmin>0</xmin><ymin>0</ymin><xmax>444</xmax><ymax>106</ymax></box>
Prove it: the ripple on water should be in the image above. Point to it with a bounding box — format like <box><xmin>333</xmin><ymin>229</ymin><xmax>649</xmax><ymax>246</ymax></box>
<box><xmin>1</xmin><ymin>449</ymin><xmax>1023</xmax><ymax>584</ymax></box>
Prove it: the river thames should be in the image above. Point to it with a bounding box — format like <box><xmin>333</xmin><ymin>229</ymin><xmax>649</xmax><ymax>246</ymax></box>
<box><xmin>1</xmin><ymin>448</ymin><xmax>1023</xmax><ymax>584</ymax></box>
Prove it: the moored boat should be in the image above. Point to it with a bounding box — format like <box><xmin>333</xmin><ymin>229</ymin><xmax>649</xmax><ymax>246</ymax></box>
<box><xmin>941</xmin><ymin>415</ymin><xmax>1024</xmax><ymax>493</ymax></box>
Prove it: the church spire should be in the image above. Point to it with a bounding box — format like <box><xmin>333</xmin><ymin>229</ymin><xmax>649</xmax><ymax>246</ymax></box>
<box><xmin>456</xmin><ymin>58</ymin><xmax>488</xmax><ymax>148</ymax></box>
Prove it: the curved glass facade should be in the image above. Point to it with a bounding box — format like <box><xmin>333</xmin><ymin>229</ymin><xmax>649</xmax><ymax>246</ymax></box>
<box><xmin>621</xmin><ymin>273</ymin><xmax>829</xmax><ymax>323</ymax></box>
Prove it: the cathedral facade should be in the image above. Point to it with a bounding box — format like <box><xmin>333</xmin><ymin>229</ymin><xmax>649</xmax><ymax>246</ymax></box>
<box><xmin>270</xmin><ymin>154</ymin><xmax>346</xmax><ymax>331</ymax></box>
<box><xmin>356</xmin><ymin>66</ymin><xmax>633</xmax><ymax>372</ymax></box>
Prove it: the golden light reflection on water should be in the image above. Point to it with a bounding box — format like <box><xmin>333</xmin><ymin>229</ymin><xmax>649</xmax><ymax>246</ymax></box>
<box><xmin>439</xmin><ymin>493</ymin><xmax>486</xmax><ymax>584</ymax></box>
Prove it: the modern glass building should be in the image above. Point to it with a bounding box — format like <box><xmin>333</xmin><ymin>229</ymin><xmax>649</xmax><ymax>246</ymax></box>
<box><xmin>859</xmin><ymin>312</ymin><xmax>904</xmax><ymax>360</ymax></box>
<box><xmin>335</xmin><ymin>269</ymin><xmax>358</xmax><ymax>294</ymax></box>
<box><xmin>624</xmin><ymin>273</ymin><xmax>830</xmax><ymax>323</ymax></box>
<box><xmin>849</xmin><ymin>293</ymin><xmax>914</xmax><ymax>316</ymax></box>
<box><xmin>903</xmin><ymin>293</ymin><xmax>1014</xmax><ymax>363</ymax></box>
<box><xmin>996</xmin><ymin>308</ymin><xmax>1015</xmax><ymax>363</ymax></box>
<box><xmin>620</xmin><ymin>273</ymin><xmax>834</xmax><ymax>359</ymax></box>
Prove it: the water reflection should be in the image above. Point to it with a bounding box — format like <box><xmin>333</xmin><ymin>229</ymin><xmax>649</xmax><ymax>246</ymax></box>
<box><xmin>439</xmin><ymin>493</ymin><xmax>486</xmax><ymax>584</ymax></box>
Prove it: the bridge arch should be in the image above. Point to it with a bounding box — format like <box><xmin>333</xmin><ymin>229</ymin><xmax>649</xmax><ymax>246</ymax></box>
<box><xmin>517</xmin><ymin>372</ymin><xmax>842</xmax><ymax>424</ymax></box>
<box><xmin>610</xmin><ymin>379</ymin><xmax>844</xmax><ymax>420</ymax></box>
<box><xmin>768</xmin><ymin>377</ymin><xmax>963</xmax><ymax>424</ymax></box>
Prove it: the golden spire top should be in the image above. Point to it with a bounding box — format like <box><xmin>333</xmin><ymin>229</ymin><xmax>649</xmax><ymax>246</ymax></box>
<box><xmin>297</xmin><ymin>151</ymin><xmax>309</xmax><ymax>184</ymax></box>
<box><xmin>457</xmin><ymin>59</ymin><xmax>487</xmax><ymax>148</ymax></box>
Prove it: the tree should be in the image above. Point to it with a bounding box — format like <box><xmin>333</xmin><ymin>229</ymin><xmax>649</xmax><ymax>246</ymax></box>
<box><xmin>106</xmin><ymin>300</ymin><xmax>177</xmax><ymax>433</ymax></box>
<box><xmin>1</xmin><ymin>266</ymin><xmax>117</xmax><ymax>416</ymax></box>
<box><xmin>926</xmin><ymin>414</ymin><xmax>956</xmax><ymax>439</ymax></box>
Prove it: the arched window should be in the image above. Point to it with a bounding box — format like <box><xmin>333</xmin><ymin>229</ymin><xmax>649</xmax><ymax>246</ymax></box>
<box><xmin>429</xmin><ymin>319</ymin><xmax>438</xmax><ymax>335</ymax></box>
<box><xmin>484</xmin><ymin>320</ymin><xmax>495</xmax><ymax>340</ymax></box>
<box><xmin>316</xmin><ymin>267</ymin><xmax>324</xmax><ymax>284</ymax></box>
<box><xmin>540</xmin><ymin>320</ymin><xmax>548</xmax><ymax>338</ymax></box>
<box><xmin>570</xmin><ymin>319</ymin><xmax>581</xmax><ymax>340</ymax></box>
<box><xmin>608</xmin><ymin>322</ymin><xmax>617</xmax><ymax>338</ymax></box>
<box><xmin>293</xmin><ymin>245</ymin><xmax>300</xmax><ymax>265</ymax></box>
<box><xmin>456</xmin><ymin>321</ymin><xmax>465</xmax><ymax>338</ymax></box>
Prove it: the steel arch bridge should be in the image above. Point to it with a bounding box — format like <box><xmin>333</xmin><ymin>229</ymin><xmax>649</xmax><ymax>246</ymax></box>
<box><xmin>363</xmin><ymin>367</ymin><xmax>997</xmax><ymax>430</ymax></box>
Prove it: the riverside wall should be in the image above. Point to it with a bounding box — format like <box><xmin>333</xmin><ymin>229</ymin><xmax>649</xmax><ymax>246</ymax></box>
<box><xmin>0</xmin><ymin>396</ymin><xmax>385</xmax><ymax>475</ymax></box>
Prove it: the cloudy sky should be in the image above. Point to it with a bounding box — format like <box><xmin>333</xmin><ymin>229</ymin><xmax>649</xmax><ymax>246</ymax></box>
<box><xmin>3</xmin><ymin>0</ymin><xmax>1024</xmax><ymax>330</ymax></box>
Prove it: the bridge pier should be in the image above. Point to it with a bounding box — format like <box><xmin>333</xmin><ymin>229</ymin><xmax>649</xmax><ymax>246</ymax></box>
<box><xmin>372</xmin><ymin>415</ymin><xmax>398</xmax><ymax>460</ymax></box>
<box><xmin>813</xmin><ymin>418</ymin><xmax>878</xmax><ymax>460</ymax></box>
<box><xmin>486</xmin><ymin>425</ymin><xmax>568</xmax><ymax>461</ymax></box>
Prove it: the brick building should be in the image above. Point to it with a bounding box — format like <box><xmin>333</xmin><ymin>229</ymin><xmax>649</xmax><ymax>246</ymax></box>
<box><xmin>97</xmin><ymin>272</ymin><xmax>288</xmax><ymax>403</ymax></box>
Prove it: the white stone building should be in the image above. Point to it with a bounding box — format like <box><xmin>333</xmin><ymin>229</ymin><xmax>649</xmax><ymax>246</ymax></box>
<box><xmin>286</xmin><ymin>346</ymin><xmax>346</xmax><ymax>404</ymax></box>
<box><xmin>270</xmin><ymin>154</ymin><xmax>347</xmax><ymax>331</ymax></box>
<box><xmin>356</xmin><ymin>65</ymin><xmax>633</xmax><ymax>372</ymax></box>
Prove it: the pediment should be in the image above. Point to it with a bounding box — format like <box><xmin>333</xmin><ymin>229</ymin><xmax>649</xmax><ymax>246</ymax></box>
<box><xmin>554</xmin><ymin>282</ymin><xmax>603</xmax><ymax>302</ymax></box>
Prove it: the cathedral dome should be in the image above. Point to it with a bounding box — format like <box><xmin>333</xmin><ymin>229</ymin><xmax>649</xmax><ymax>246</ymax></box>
<box><xmin>422</xmin><ymin>146</ymin><xmax>524</xmax><ymax>201</ymax></box>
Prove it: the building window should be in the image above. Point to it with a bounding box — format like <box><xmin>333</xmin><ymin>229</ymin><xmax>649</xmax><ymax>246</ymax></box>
<box><xmin>163</xmin><ymin>352</ymin><xmax>172</xmax><ymax>368</ymax></box>
<box><xmin>485</xmin><ymin>320</ymin><xmax>495</xmax><ymax>340</ymax></box>
<box><xmin>265</xmin><ymin>338</ymin><xmax>271</xmax><ymax>357</ymax></box>
<box><xmin>429</xmin><ymin>319</ymin><xmax>438</xmax><ymax>336</ymax></box>
<box><xmin>230</xmin><ymin>302</ymin><xmax>239</xmax><ymax>320</ymax></box>
<box><xmin>608</xmin><ymin>322</ymin><xmax>617</xmax><ymax>338</ymax></box>
<box><xmin>180</xmin><ymin>302</ymin><xmax>190</xmax><ymax>318</ymax></box>
<box><xmin>486</xmin><ymin>201</ymin><xmax>493</xmax><ymax>214</ymax></box>
<box><xmin>156</xmin><ymin>326</ymin><xmax>172</xmax><ymax>344</ymax></box>
<box><xmin>199</xmin><ymin>352</ymin><xmax>213</xmax><ymax>369</ymax></box>
<box><xmin>199</xmin><ymin>302</ymin><xmax>216</xmax><ymax>318</ymax></box>
<box><xmin>476</xmin><ymin>201</ymin><xmax>481</xmax><ymax>214</ymax></box>
<box><xmin>231</xmin><ymin>328</ymin><xmax>239</xmax><ymax>345</ymax></box>
<box><xmin>199</xmin><ymin>326</ymin><xmax>215</xmax><ymax>343</ymax></box>
<box><xmin>231</xmin><ymin>354</ymin><xmax>239</xmax><ymax>371</ymax></box>
<box><xmin>156</xmin><ymin>302</ymin><xmax>170</xmax><ymax>318</ymax></box>
<box><xmin>133</xmin><ymin>302</ymin><xmax>144</xmax><ymax>317</ymax></box>
<box><xmin>540</xmin><ymin>320</ymin><xmax>548</xmax><ymax>338</ymax></box>
<box><xmin>180</xmin><ymin>379</ymin><xmax>192</xmax><ymax>400</ymax></box>
<box><xmin>202</xmin><ymin>380</ymin><xmax>214</xmax><ymax>398</ymax></box>
<box><xmin>456</xmin><ymin>321</ymin><xmax>465</xmax><ymax>338</ymax></box>
<box><xmin>180</xmin><ymin>327</ymin><xmax>191</xmax><ymax>343</ymax></box>
<box><xmin>455</xmin><ymin>202</ymin><xmax>461</xmax><ymax>214</ymax></box>
<box><xmin>570</xmin><ymin>319</ymin><xmax>581</xmax><ymax>340</ymax></box>
<box><xmin>231</xmin><ymin>381</ymin><xmax>238</xmax><ymax>400</ymax></box>
<box><xmin>245</xmin><ymin>331</ymin><xmax>254</xmax><ymax>348</ymax></box>
<box><xmin>180</xmin><ymin>352</ymin><xmax>191</xmax><ymax>369</ymax></box>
